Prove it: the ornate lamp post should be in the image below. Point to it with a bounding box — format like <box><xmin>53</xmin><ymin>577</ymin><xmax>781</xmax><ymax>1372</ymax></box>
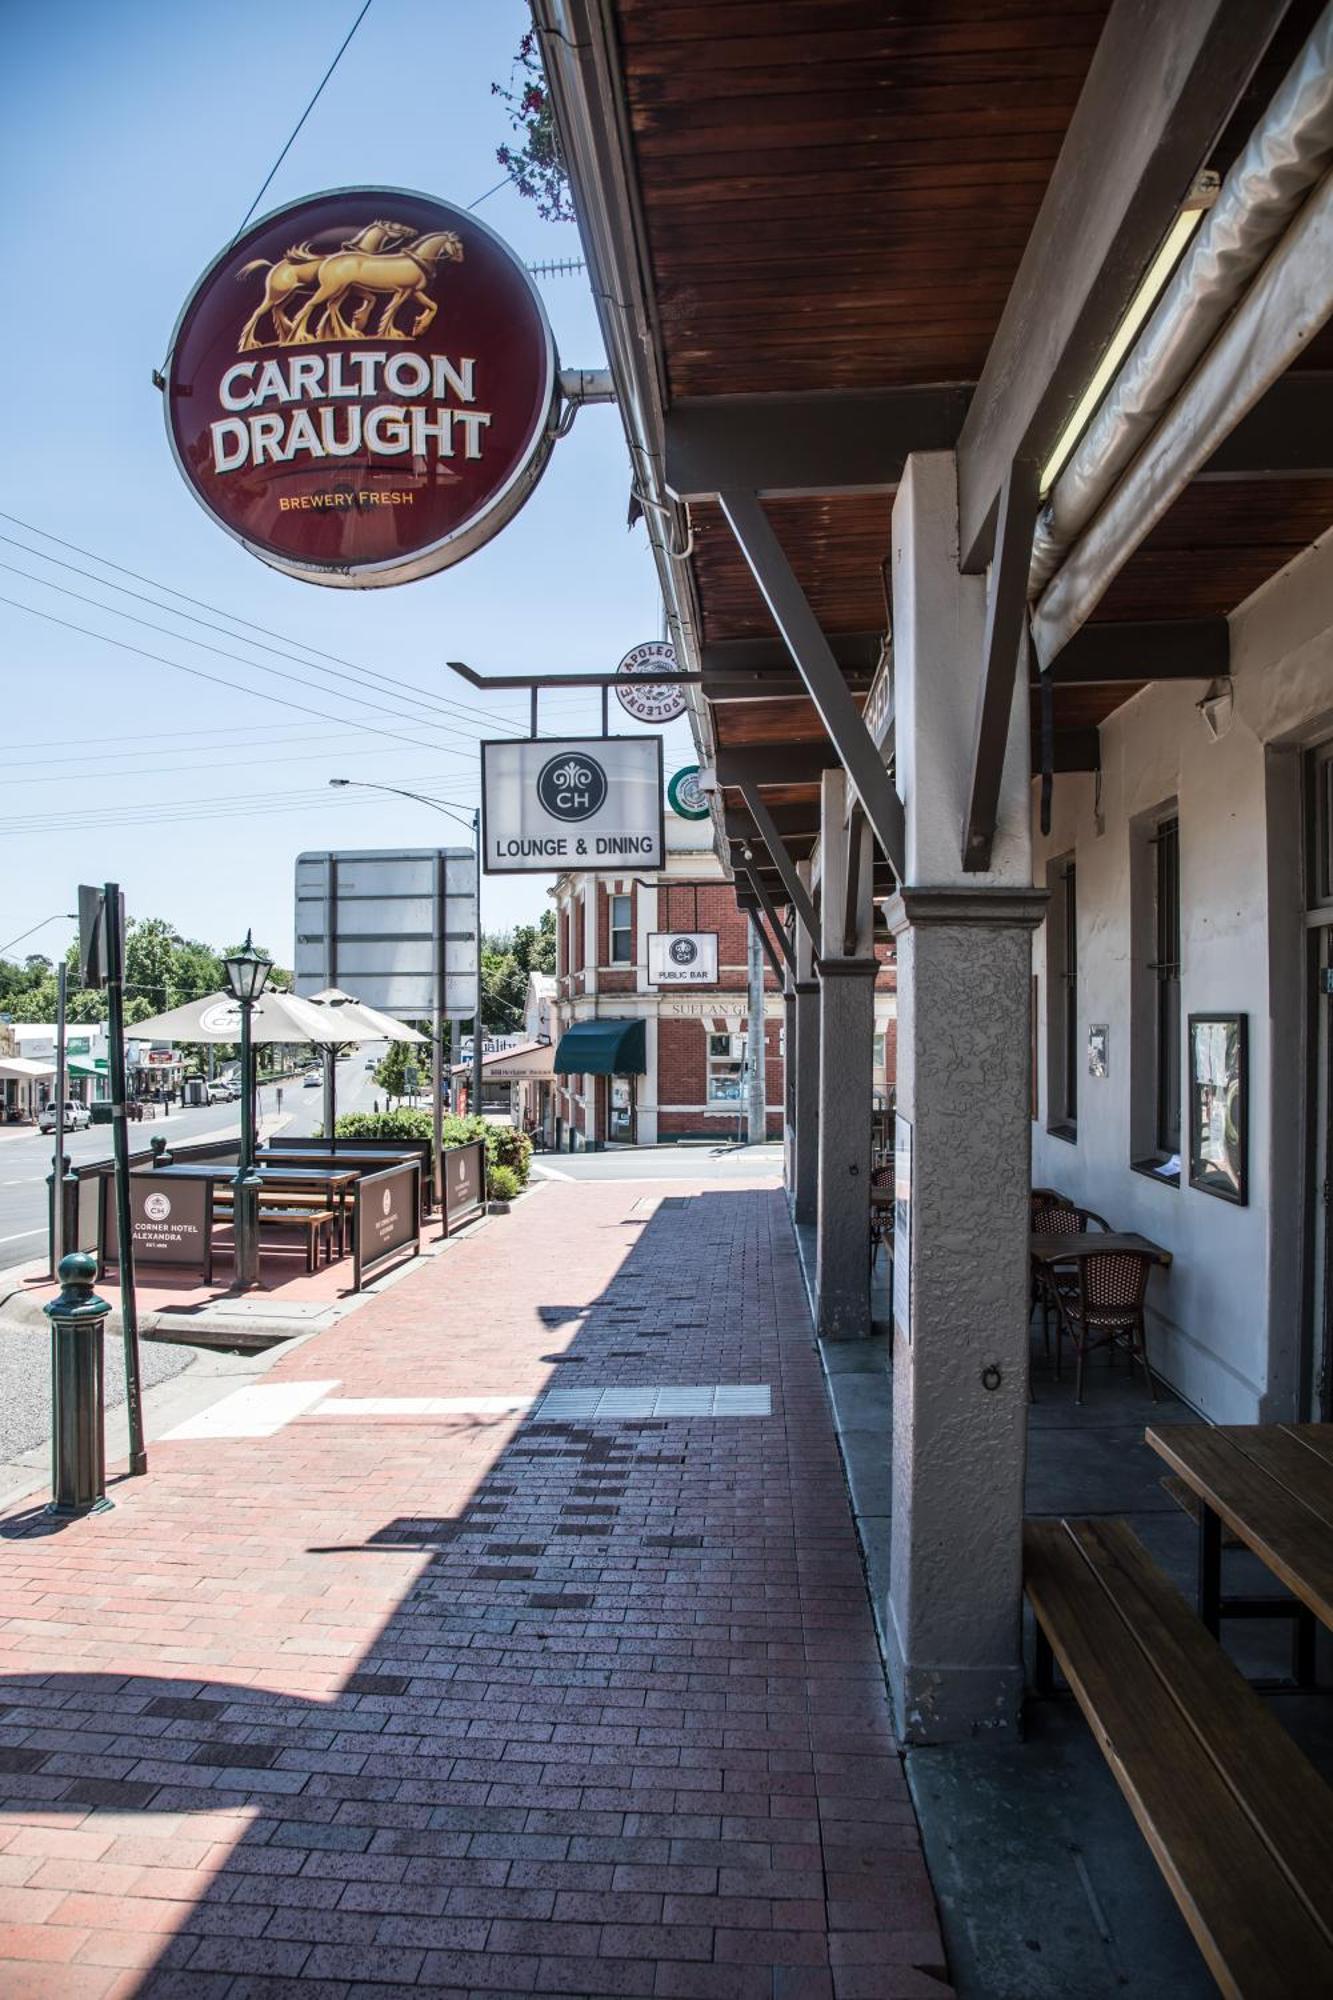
<box><xmin>222</xmin><ymin>930</ymin><xmax>272</xmax><ymax>1288</ymax></box>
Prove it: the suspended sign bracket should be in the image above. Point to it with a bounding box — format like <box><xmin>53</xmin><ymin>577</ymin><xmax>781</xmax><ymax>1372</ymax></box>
<box><xmin>448</xmin><ymin>658</ymin><xmax>702</xmax><ymax>739</ymax></box>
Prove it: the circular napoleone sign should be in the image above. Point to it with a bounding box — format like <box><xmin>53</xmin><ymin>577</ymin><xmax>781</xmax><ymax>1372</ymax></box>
<box><xmin>164</xmin><ymin>187</ymin><xmax>558</xmax><ymax>588</ymax></box>
<box><xmin>614</xmin><ymin>641</ymin><xmax>686</xmax><ymax>723</ymax></box>
<box><xmin>667</xmin><ymin>765</ymin><xmax>710</xmax><ymax>820</ymax></box>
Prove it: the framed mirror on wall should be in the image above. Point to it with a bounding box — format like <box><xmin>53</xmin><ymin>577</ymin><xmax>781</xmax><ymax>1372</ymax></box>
<box><xmin>1188</xmin><ymin>1014</ymin><xmax>1247</xmax><ymax>1205</ymax></box>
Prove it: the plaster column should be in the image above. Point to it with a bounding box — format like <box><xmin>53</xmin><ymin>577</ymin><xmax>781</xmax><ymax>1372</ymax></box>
<box><xmin>792</xmin><ymin>862</ymin><xmax>820</xmax><ymax>1225</ymax></box>
<box><xmin>782</xmin><ymin>971</ymin><xmax>797</xmax><ymax>1190</ymax></box>
<box><xmin>884</xmin><ymin>450</ymin><xmax>1044</xmax><ymax>1744</ymax></box>
<box><xmin>815</xmin><ymin>771</ymin><xmax>876</xmax><ymax>1339</ymax></box>
<box><xmin>815</xmin><ymin>959</ymin><xmax>877</xmax><ymax>1337</ymax></box>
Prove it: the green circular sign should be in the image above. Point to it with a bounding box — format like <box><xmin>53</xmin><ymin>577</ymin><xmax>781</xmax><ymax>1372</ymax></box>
<box><xmin>668</xmin><ymin>765</ymin><xmax>710</xmax><ymax>820</ymax></box>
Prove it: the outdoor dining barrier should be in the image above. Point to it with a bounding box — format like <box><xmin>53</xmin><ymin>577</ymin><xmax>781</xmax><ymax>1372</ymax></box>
<box><xmin>264</xmin><ymin>1134</ymin><xmax>434</xmax><ymax>1213</ymax></box>
<box><xmin>440</xmin><ymin>1139</ymin><xmax>486</xmax><ymax>1236</ymax></box>
<box><xmin>352</xmin><ymin>1158</ymin><xmax>422</xmax><ymax>1289</ymax></box>
<box><xmin>98</xmin><ymin>1169</ymin><xmax>216</xmax><ymax>1284</ymax></box>
<box><xmin>61</xmin><ymin>1135</ymin><xmax>240</xmax><ymax>1276</ymax></box>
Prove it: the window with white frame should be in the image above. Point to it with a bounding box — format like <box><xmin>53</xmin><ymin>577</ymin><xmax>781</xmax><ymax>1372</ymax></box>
<box><xmin>706</xmin><ymin>1031</ymin><xmax>744</xmax><ymax>1105</ymax></box>
<box><xmin>609</xmin><ymin>893</ymin><xmax>633</xmax><ymax>964</ymax></box>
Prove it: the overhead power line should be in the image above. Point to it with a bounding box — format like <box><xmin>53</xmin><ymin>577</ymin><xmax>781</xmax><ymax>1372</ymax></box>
<box><xmin>0</xmin><ymin>511</ymin><xmax>530</xmax><ymax>737</ymax></box>
<box><xmin>232</xmin><ymin>0</ymin><xmax>376</xmax><ymax>241</ymax></box>
<box><xmin>0</xmin><ymin>593</ymin><xmax>473</xmax><ymax>760</ymax></box>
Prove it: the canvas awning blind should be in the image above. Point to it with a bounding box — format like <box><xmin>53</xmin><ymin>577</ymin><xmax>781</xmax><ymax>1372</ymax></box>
<box><xmin>552</xmin><ymin>1018</ymin><xmax>647</xmax><ymax>1076</ymax></box>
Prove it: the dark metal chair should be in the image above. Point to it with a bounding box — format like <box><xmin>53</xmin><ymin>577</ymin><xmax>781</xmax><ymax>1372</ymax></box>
<box><xmin>1056</xmin><ymin>1248</ymin><xmax>1159</xmax><ymax>1405</ymax></box>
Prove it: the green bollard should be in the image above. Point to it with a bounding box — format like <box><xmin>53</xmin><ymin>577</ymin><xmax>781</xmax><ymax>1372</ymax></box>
<box><xmin>43</xmin><ymin>1251</ymin><xmax>114</xmax><ymax>1518</ymax></box>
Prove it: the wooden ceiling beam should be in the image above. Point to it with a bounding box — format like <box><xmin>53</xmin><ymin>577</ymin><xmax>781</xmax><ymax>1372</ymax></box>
<box><xmin>1046</xmin><ymin>617</ymin><xmax>1228</xmax><ymax>683</ymax></box>
<box><xmin>1198</xmin><ymin>373</ymin><xmax>1333</xmax><ymax>480</ymax></box>
<box><xmin>666</xmin><ymin>386</ymin><xmax>972</xmax><ymax>500</ymax></box>
<box><xmin>955</xmin><ymin>0</ymin><xmax>1289</xmax><ymax>572</ymax></box>
<box><xmin>716</xmin><ymin>745</ymin><xmax>841</xmax><ymax>787</ymax></box>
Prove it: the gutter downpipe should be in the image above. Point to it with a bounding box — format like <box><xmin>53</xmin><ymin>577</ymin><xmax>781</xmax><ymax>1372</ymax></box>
<box><xmin>535</xmin><ymin>1</ymin><xmax>719</xmax><ymax>827</ymax></box>
<box><xmin>1027</xmin><ymin>0</ymin><xmax>1333</xmax><ymax>629</ymax></box>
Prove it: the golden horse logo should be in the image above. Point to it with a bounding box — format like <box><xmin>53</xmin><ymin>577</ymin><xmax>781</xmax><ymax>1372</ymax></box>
<box><xmin>235</xmin><ymin>220</ymin><xmax>465</xmax><ymax>351</ymax></box>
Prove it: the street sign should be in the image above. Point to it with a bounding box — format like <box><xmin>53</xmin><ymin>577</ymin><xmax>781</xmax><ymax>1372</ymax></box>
<box><xmin>404</xmin><ymin>1064</ymin><xmax>421</xmax><ymax>1093</ymax></box>
<box><xmin>163</xmin><ymin>188</ymin><xmax>558</xmax><ymax>588</ymax></box>
<box><xmin>480</xmin><ymin>737</ymin><xmax>664</xmax><ymax>874</ymax></box>
<box><xmin>667</xmin><ymin>765</ymin><xmax>710</xmax><ymax>819</ymax></box>
<box><xmin>614</xmin><ymin>641</ymin><xmax>686</xmax><ymax>724</ymax></box>
<box><xmin>77</xmin><ymin>885</ymin><xmax>123</xmax><ymax>990</ymax></box>
<box><xmin>647</xmin><ymin>932</ymin><xmax>719</xmax><ymax>987</ymax></box>
<box><xmin>293</xmin><ymin>848</ymin><xmax>479</xmax><ymax>1019</ymax></box>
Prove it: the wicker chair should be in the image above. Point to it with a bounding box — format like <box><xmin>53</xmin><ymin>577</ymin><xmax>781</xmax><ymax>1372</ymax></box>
<box><xmin>1030</xmin><ymin>1197</ymin><xmax>1111</xmax><ymax>1367</ymax></box>
<box><xmin>1056</xmin><ymin>1248</ymin><xmax>1159</xmax><ymax>1405</ymax></box>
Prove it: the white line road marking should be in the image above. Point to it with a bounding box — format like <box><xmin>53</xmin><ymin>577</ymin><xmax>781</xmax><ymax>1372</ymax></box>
<box><xmin>530</xmin><ymin>1162</ymin><xmax>575</xmax><ymax>1182</ymax></box>
<box><xmin>159</xmin><ymin>1380</ymin><xmax>340</xmax><ymax>1441</ymax></box>
<box><xmin>0</xmin><ymin>1227</ymin><xmax>44</xmax><ymax>1244</ymax></box>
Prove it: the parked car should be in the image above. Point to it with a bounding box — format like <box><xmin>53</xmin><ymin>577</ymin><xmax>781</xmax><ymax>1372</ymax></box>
<box><xmin>206</xmin><ymin>1080</ymin><xmax>239</xmax><ymax>1104</ymax></box>
<box><xmin>365</xmin><ymin>1056</ymin><xmax>377</xmax><ymax>1069</ymax></box>
<box><xmin>303</xmin><ymin>1071</ymin><xmax>322</xmax><ymax>1088</ymax></box>
<box><xmin>39</xmin><ymin>1100</ymin><xmax>90</xmax><ymax>1133</ymax></box>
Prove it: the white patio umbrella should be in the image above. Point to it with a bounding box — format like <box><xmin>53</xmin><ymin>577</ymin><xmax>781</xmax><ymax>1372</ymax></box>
<box><xmin>306</xmin><ymin>989</ymin><xmax>428</xmax><ymax>1045</ymax></box>
<box><xmin>128</xmin><ymin>989</ymin><xmax>372</xmax><ymax>1045</ymax></box>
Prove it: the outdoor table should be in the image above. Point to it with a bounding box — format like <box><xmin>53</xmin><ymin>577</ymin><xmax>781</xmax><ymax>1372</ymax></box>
<box><xmin>1145</xmin><ymin>1422</ymin><xmax>1333</xmax><ymax>1683</ymax></box>
<box><xmin>139</xmin><ymin>1163</ymin><xmax>361</xmax><ymax>1256</ymax></box>
<box><xmin>1029</xmin><ymin>1230</ymin><xmax>1172</xmax><ymax>1265</ymax></box>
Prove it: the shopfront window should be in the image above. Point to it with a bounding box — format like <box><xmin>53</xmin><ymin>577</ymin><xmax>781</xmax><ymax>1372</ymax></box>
<box><xmin>707</xmin><ymin>1031</ymin><xmax>744</xmax><ymax>1106</ymax></box>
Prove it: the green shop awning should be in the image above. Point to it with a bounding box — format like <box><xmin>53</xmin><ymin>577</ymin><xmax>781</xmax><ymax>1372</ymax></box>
<box><xmin>552</xmin><ymin>1018</ymin><xmax>646</xmax><ymax>1076</ymax></box>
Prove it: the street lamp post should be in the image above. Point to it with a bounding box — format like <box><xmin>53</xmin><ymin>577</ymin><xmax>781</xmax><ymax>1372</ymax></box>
<box><xmin>328</xmin><ymin>778</ymin><xmax>484</xmax><ymax>1165</ymax></box>
<box><xmin>222</xmin><ymin>931</ymin><xmax>272</xmax><ymax>1289</ymax></box>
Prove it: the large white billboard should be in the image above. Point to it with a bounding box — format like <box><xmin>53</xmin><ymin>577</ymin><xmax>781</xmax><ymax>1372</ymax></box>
<box><xmin>647</xmin><ymin>932</ymin><xmax>719</xmax><ymax>987</ymax></box>
<box><xmin>480</xmin><ymin>736</ymin><xmax>664</xmax><ymax>874</ymax></box>
<box><xmin>294</xmin><ymin>848</ymin><xmax>479</xmax><ymax>1019</ymax></box>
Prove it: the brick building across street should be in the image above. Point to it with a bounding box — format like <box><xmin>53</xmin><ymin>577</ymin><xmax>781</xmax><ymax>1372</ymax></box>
<box><xmin>549</xmin><ymin>814</ymin><xmax>895</xmax><ymax>1149</ymax></box>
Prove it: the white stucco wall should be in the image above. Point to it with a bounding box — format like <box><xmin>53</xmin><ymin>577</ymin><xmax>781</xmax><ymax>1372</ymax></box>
<box><xmin>1031</xmin><ymin>533</ymin><xmax>1333</xmax><ymax>1422</ymax></box>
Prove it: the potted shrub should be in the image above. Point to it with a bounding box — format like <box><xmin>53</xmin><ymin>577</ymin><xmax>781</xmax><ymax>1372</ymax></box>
<box><xmin>487</xmin><ymin>1163</ymin><xmax>520</xmax><ymax>1212</ymax></box>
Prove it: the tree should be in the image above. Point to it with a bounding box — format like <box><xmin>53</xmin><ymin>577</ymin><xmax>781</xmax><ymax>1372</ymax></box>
<box><xmin>511</xmin><ymin>908</ymin><xmax>556</xmax><ymax>977</ymax></box>
<box><xmin>479</xmin><ymin>934</ymin><xmax>526</xmax><ymax>1035</ymax></box>
<box><xmin>491</xmin><ymin>32</ymin><xmax>574</xmax><ymax>223</ymax></box>
<box><xmin>0</xmin><ymin>916</ymin><xmax>294</xmax><ymax>1028</ymax></box>
<box><xmin>373</xmin><ymin>1033</ymin><xmax>435</xmax><ymax>1100</ymax></box>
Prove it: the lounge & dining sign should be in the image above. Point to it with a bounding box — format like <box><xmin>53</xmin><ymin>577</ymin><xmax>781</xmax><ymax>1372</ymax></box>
<box><xmin>480</xmin><ymin>737</ymin><xmax>664</xmax><ymax>874</ymax></box>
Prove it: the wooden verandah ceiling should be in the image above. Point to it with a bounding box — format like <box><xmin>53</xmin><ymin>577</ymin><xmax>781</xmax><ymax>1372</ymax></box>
<box><xmin>609</xmin><ymin>0</ymin><xmax>1333</xmax><ymax>896</ymax></box>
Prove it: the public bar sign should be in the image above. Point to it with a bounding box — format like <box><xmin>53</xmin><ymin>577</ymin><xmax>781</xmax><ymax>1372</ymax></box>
<box><xmin>647</xmin><ymin>932</ymin><xmax>719</xmax><ymax>987</ymax></box>
<box><xmin>480</xmin><ymin>736</ymin><xmax>664</xmax><ymax>874</ymax></box>
<box><xmin>163</xmin><ymin>188</ymin><xmax>557</xmax><ymax>587</ymax></box>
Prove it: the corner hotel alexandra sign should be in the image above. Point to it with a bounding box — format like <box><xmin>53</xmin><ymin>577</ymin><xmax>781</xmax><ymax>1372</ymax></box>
<box><xmin>163</xmin><ymin>187</ymin><xmax>557</xmax><ymax>586</ymax></box>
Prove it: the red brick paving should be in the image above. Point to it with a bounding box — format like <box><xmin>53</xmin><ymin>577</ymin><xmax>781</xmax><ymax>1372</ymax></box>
<box><xmin>0</xmin><ymin>1178</ymin><xmax>951</xmax><ymax>1998</ymax></box>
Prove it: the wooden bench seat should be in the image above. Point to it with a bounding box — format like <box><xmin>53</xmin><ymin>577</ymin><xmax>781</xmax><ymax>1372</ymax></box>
<box><xmin>1024</xmin><ymin>1516</ymin><xmax>1333</xmax><ymax>1999</ymax></box>
<box><xmin>213</xmin><ymin>1197</ymin><xmax>335</xmax><ymax>1272</ymax></box>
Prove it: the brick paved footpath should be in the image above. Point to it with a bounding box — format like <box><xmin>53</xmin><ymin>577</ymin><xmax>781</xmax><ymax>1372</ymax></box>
<box><xmin>0</xmin><ymin>1179</ymin><xmax>951</xmax><ymax>2000</ymax></box>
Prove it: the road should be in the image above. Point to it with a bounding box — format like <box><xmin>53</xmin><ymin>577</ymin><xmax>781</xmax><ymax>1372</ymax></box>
<box><xmin>0</xmin><ymin>1049</ymin><xmax>387</xmax><ymax>1263</ymax></box>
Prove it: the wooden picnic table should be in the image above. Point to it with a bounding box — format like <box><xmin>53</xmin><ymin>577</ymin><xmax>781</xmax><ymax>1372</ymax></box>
<box><xmin>1146</xmin><ymin>1421</ymin><xmax>1333</xmax><ymax>1683</ymax></box>
<box><xmin>1030</xmin><ymin>1229</ymin><xmax>1172</xmax><ymax>1265</ymax></box>
<box><xmin>139</xmin><ymin>1162</ymin><xmax>361</xmax><ymax>1254</ymax></box>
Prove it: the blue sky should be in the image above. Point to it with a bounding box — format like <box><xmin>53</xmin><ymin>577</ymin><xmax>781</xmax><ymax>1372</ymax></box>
<box><xmin>1</xmin><ymin>0</ymin><xmax>688</xmax><ymax>968</ymax></box>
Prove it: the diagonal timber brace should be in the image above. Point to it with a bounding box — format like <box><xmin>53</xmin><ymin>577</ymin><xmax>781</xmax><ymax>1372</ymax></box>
<box><xmin>963</xmin><ymin>457</ymin><xmax>1040</xmax><ymax>873</ymax></box>
<box><xmin>719</xmin><ymin>491</ymin><xmax>905</xmax><ymax>882</ymax></box>
<box><xmin>737</xmin><ymin>781</ymin><xmax>821</xmax><ymax>946</ymax></box>
<box><xmin>736</xmin><ymin>864</ymin><xmax>797</xmax><ymax>977</ymax></box>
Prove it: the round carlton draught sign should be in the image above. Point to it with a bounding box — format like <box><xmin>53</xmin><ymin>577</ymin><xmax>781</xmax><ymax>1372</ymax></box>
<box><xmin>163</xmin><ymin>187</ymin><xmax>558</xmax><ymax>587</ymax></box>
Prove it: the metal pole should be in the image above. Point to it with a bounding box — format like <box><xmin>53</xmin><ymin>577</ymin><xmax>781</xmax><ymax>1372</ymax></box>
<box><xmin>233</xmin><ymin>996</ymin><xmax>260</xmax><ymax>1288</ymax></box>
<box><xmin>747</xmin><ymin>916</ymin><xmax>766</xmax><ymax>1146</ymax></box>
<box><xmin>103</xmin><ymin>883</ymin><xmax>146</xmax><ymax>1476</ymax></box>
<box><xmin>44</xmin><ymin>1251</ymin><xmax>113</xmax><ymax>1517</ymax></box>
<box><xmin>432</xmin><ymin>850</ymin><xmax>445</xmax><ymax>1210</ymax></box>
<box><xmin>322</xmin><ymin>1043</ymin><xmax>336</xmax><ymax>1142</ymax></box>
<box><xmin>471</xmin><ymin>811</ymin><xmax>484</xmax><ymax>1118</ymax></box>
<box><xmin>52</xmin><ymin>961</ymin><xmax>67</xmax><ymax>1273</ymax></box>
